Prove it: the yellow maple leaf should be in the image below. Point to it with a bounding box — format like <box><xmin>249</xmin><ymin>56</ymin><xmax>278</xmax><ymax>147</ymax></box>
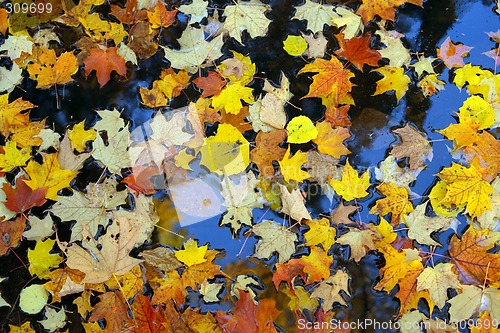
<box><xmin>304</xmin><ymin>218</ymin><xmax>336</xmax><ymax>250</ymax></box>
<box><xmin>0</xmin><ymin>94</ymin><xmax>36</xmax><ymax>136</ymax></box>
<box><xmin>26</xmin><ymin>48</ymin><xmax>78</xmax><ymax>89</ymax></box>
<box><xmin>10</xmin><ymin>119</ymin><xmax>45</xmax><ymax>148</ymax></box>
<box><xmin>156</xmin><ymin>69</ymin><xmax>191</xmax><ymax>100</ymax></box>
<box><xmin>286</xmin><ymin>115</ymin><xmax>318</xmax><ymax>144</ymax></box>
<box><xmin>370</xmin><ymin>182</ymin><xmax>414</xmax><ymax>225</ymax></box>
<box><xmin>374</xmin><ymin>243</ymin><xmax>423</xmax><ymax>292</ymax></box>
<box><xmin>199</xmin><ymin>123</ymin><xmax>250</xmax><ymax>175</ymax></box>
<box><xmin>68</xmin><ymin>120</ymin><xmax>97</xmax><ymax>153</ymax></box>
<box><xmin>278</xmin><ymin>147</ymin><xmax>310</xmax><ymax>183</ymax></box>
<box><xmin>435</xmin><ymin>163</ymin><xmax>493</xmax><ymax>218</ymax></box>
<box><xmin>312</xmin><ymin>121</ymin><xmax>351</xmax><ymax>158</ymax></box>
<box><xmin>211</xmin><ymin>82</ymin><xmax>254</xmax><ymax>115</ymax></box>
<box><xmin>330</xmin><ymin>159</ymin><xmax>370</xmax><ymax>201</ymax></box>
<box><xmin>27</xmin><ymin>239</ymin><xmax>63</xmax><ymax>278</ymax></box>
<box><xmin>174</xmin><ymin>238</ymin><xmax>208</xmax><ymax>267</ymax></box>
<box><xmin>24</xmin><ymin>153</ymin><xmax>78</xmax><ymax>201</ymax></box>
<box><xmin>372</xmin><ymin>66</ymin><xmax>410</xmax><ymax>102</ymax></box>
<box><xmin>0</xmin><ymin>141</ymin><xmax>31</xmax><ymax>172</ymax></box>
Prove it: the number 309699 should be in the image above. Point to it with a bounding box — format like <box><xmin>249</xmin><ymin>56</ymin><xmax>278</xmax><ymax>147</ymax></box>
<box><xmin>5</xmin><ymin>2</ymin><xmax>52</xmax><ymax>14</ymax></box>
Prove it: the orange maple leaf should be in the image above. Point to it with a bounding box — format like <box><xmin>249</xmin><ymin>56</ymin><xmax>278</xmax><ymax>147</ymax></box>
<box><xmin>298</xmin><ymin>57</ymin><xmax>355</xmax><ymax>105</ymax></box>
<box><xmin>193</xmin><ymin>71</ymin><xmax>227</xmax><ymax>98</ymax></box>
<box><xmin>335</xmin><ymin>33</ymin><xmax>381</xmax><ymax>70</ymax></box>
<box><xmin>356</xmin><ymin>0</ymin><xmax>423</xmax><ymax>23</ymax></box>
<box><xmin>215</xmin><ymin>291</ymin><xmax>281</xmax><ymax>333</ymax></box>
<box><xmin>448</xmin><ymin>227</ymin><xmax>500</xmax><ymax>285</ymax></box>
<box><xmin>84</xmin><ymin>46</ymin><xmax>127</xmax><ymax>87</ymax></box>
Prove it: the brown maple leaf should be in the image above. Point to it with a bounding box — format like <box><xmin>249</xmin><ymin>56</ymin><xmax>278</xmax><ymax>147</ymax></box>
<box><xmin>390</xmin><ymin>124</ymin><xmax>431</xmax><ymax>170</ymax></box>
<box><xmin>335</xmin><ymin>33</ymin><xmax>381</xmax><ymax>70</ymax></box>
<box><xmin>89</xmin><ymin>291</ymin><xmax>131</xmax><ymax>332</ymax></box>
<box><xmin>331</xmin><ymin>202</ymin><xmax>358</xmax><ymax>225</ymax></box>
<box><xmin>0</xmin><ymin>215</ymin><xmax>25</xmax><ymax>256</ymax></box>
<box><xmin>84</xmin><ymin>46</ymin><xmax>127</xmax><ymax>87</ymax></box>
<box><xmin>273</xmin><ymin>259</ymin><xmax>307</xmax><ymax>290</ymax></box>
<box><xmin>193</xmin><ymin>71</ymin><xmax>227</xmax><ymax>98</ymax></box>
<box><xmin>250</xmin><ymin>129</ymin><xmax>287</xmax><ymax>177</ymax></box>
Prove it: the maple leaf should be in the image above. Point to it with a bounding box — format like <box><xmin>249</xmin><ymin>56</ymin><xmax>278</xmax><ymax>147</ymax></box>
<box><xmin>435</xmin><ymin>163</ymin><xmax>493</xmax><ymax>218</ymax></box>
<box><xmin>84</xmin><ymin>46</ymin><xmax>127</xmax><ymax>87</ymax></box>
<box><xmin>0</xmin><ymin>216</ymin><xmax>25</xmax><ymax>256</ymax></box>
<box><xmin>24</xmin><ymin>153</ymin><xmax>77</xmax><ymax>201</ymax></box>
<box><xmin>464</xmin><ymin>132</ymin><xmax>500</xmax><ymax>182</ymax></box>
<box><xmin>0</xmin><ymin>141</ymin><xmax>31</xmax><ymax>172</ymax></box>
<box><xmin>299</xmin><ymin>57</ymin><xmax>355</xmax><ymax>105</ymax></box>
<box><xmin>161</xmin><ymin>25</ymin><xmax>224</xmax><ymax>73</ymax></box>
<box><xmin>437</xmin><ymin>37</ymin><xmax>473</xmax><ymax>68</ymax></box>
<box><xmin>374</xmin><ymin>243</ymin><xmax>423</xmax><ymax>292</ymax></box>
<box><xmin>65</xmin><ymin>218</ymin><xmax>143</xmax><ymax>284</ymax></box>
<box><xmin>312</xmin><ymin>121</ymin><xmax>351</xmax><ymax>158</ymax></box>
<box><xmin>279</xmin><ymin>184</ymin><xmax>312</xmax><ymax>221</ymax></box>
<box><xmin>199</xmin><ymin>123</ymin><xmax>250</xmax><ymax>175</ymax></box>
<box><xmin>331</xmin><ymin>202</ymin><xmax>358</xmax><ymax>226</ymax></box>
<box><xmin>304</xmin><ymin>218</ymin><xmax>336</xmax><ymax>250</ymax></box>
<box><xmin>418</xmin><ymin>74</ymin><xmax>446</xmax><ymax>97</ymax></box>
<box><xmin>335</xmin><ymin>33</ymin><xmax>381</xmax><ymax>70</ymax></box>
<box><xmin>330</xmin><ymin>159</ymin><xmax>370</xmax><ymax>202</ymax></box>
<box><xmin>395</xmin><ymin>265</ymin><xmax>430</xmax><ymax>315</ymax></box>
<box><xmin>216</xmin><ymin>291</ymin><xmax>280</xmax><ymax>333</ymax></box>
<box><xmin>221</xmin><ymin>173</ymin><xmax>263</xmax><ymax>233</ymax></box>
<box><xmin>390</xmin><ymin>124</ymin><xmax>432</xmax><ymax>170</ymax></box>
<box><xmin>126</xmin><ymin>293</ymin><xmax>166</xmax><ymax>333</ymax></box>
<box><xmin>193</xmin><ymin>71</ymin><xmax>227</xmax><ymax>98</ymax></box>
<box><xmin>67</xmin><ymin>120</ymin><xmax>96</xmax><ymax>153</ymax></box>
<box><xmin>279</xmin><ymin>147</ymin><xmax>310</xmax><ymax>183</ymax></box>
<box><xmin>28</xmin><ymin>238</ymin><xmax>63</xmax><ymax>278</ymax></box>
<box><xmin>26</xmin><ymin>48</ymin><xmax>78</xmax><ymax>89</ymax></box>
<box><xmin>222</xmin><ymin>0</ymin><xmax>272</xmax><ymax>44</ymax></box>
<box><xmin>416</xmin><ymin>263</ymin><xmax>461</xmax><ymax>309</ymax></box>
<box><xmin>448</xmin><ymin>227</ymin><xmax>500</xmax><ymax>285</ymax></box>
<box><xmin>147</xmin><ymin>2</ymin><xmax>177</xmax><ymax>29</ymax></box>
<box><xmin>3</xmin><ymin>176</ymin><xmax>46</xmax><ymax>213</ymax></box>
<box><xmin>293</xmin><ymin>1</ymin><xmax>362</xmax><ymax>38</ymax></box>
<box><xmin>336</xmin><ymin>227</ymin><xmax>376</xmax><ymax>262</ymax></box>
<box><xmin>447</xmin><ymin>285</ymin><xmax>500</xmax><ymax>323</ymax></box>
<box><xmin>283</xmin><ymin>285</ymin><xmax>319</xmax><ymax>312</ymax></box>
<box><xmin>370</xmin><ymin>182</ymin><xmax>414</xmax><ymax>225</ymax></box>
<box><xmin>252</xmin><ymin>220</ymin><xmax>298</xmax><ymax>263</ymax></box>
<box><xmin>325</xmin><ymin>105</ymin><xmax>352</xmax><ymax>127</ymax></box>
<box><xmin>299</xmin><ymin>246</ymin><xmax>333</xmax><ymax>283</ymax></box>
<box><xmin>250</xmin><ymin>129</ymin><xmax>287</xmax><ymax>177</ymax></box>
<box><xmin>43</xmin><ymin>267</ymin><xmax>85</xmax><ymax>303</ymax></box>
<box><xmin>89</xmin><ymin>291</ymin><xmax>130</xmax><ymax>332</ymax></box>
<box><xmin>356</xmin><ymin>0</ymin><xmax>423</xmax><ymax>23</ymax></box>
<box><xmin>404</xmin><ymin>203</ymin><xmax>454</xmax><ymax>246</ymax></box>
<box><xmin>372</xmin><ymin>66</ymin><xmax>411</xmax><ymax>103</ymax></box>
<box><xmin>311</xmin><ymin>270</ymin><xmax>350</xmax><ymax>311</ymax></box>
<box><xmin>212</xmin><ymin>82</ymin><xmax>254</xmax><ymax>115</ymax></box>
<box><xmin>273</xmin><ymin>259</ymin><xmax>307</xmax><ymax>290</ymax></box>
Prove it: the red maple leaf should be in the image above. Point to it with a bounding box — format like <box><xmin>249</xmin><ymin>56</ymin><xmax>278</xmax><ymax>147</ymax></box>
<box><xmin>3</xmin><ymin>176</ymin><xmax>46</xmax><ymax>213</ymax></box>
<box><xmin>193</xmin><ymin>71</ymin><xmax>227</xmax><ymax>98</ymax></box>
<box><xmin>84</xmin><ymin>46</ymin><xmax>127</xmax><ymax>87</ymax></box>
<box><xmin>335</xmin><ymin>34</ymin><xmax>381</xmax><ymax>70</ymax></box>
